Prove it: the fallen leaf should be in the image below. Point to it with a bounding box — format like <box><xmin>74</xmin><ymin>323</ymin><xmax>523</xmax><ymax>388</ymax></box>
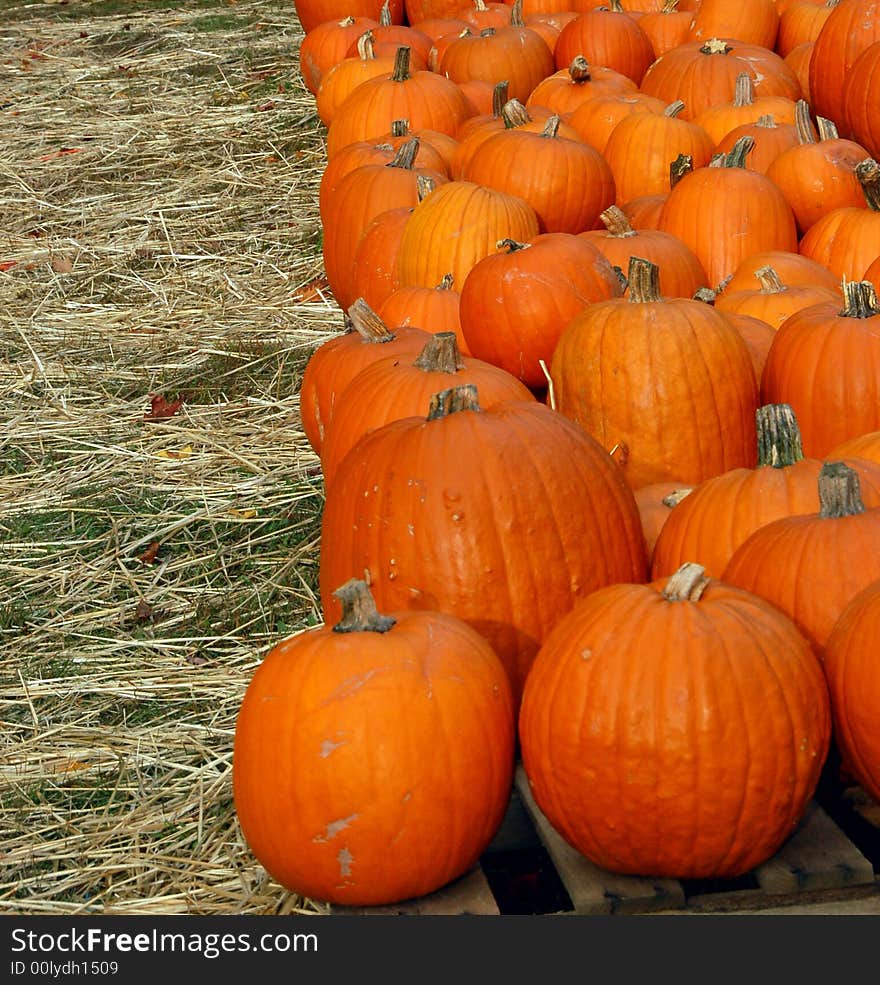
<box><xmin>50</xmin><ymin>255</ymin><xmax>73</xmax><ymax>273</ymax></box>
<box><xmin>155</xmin><ymin>444</ymin><xmax>193</xmax><ymax>460</ymax></box>
<box><xmin>38</xmin><ymin>147</ymin><xmax>82</xmax><ymax>162</ymax></box>
<box><xmin>144</xmin><ymin>393</ymin><xmax>184</xmax><ymax>421</ymax></box>
<box><xmin>139</xmin><ymin>541</ymin><xmax>160</xmax><ymax>565</ymax></box>
<box><xmin>256</xmin><ymin>100</ymin><xmax>275</xmax><ymax>112</ymax></box>
<box><xmin>0</xmin><ymin>261</ymin><xmax>16</xmax><ymax>271</ymax></box>
<box><xmin>228</xmin><ymin>508</ymin><xmax>257</xmax><ymax>519</ymax></box>
<box><xmin>135</xmin><ymin>599</ymin><xmax>154</xmax><ymax>622</ymax></box>
<box><xmin>292</xmin><ymin>275</ymin><xmax>330</xmax><ymax>303</ymax></box>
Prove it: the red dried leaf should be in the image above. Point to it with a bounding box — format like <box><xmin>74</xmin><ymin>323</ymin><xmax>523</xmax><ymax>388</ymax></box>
<box><xmin>0</xmin><ymin>261</ymin><xmax>16</xmax><ymax>271</ymax></box>
<box><xmin>292</xmin><ymin>275</ymin><xmax>330</xmax><ymax>303</ymax></box>
<box><xmin>144</xmin><ymin>394</ymin><xmax>184</xmax><ymax>421</ymax></box>
<box><xmin>139</xmin><ymin>541</ymin><xmax>160</xmax><ymax>565</ymax></box>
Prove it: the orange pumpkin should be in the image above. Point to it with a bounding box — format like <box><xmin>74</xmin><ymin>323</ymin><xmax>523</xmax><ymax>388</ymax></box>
<box><xmin>519</xmin><ymin>561</ymin><xmax>831</xmax><ymax>879</ymax></box>
<box><xmin>233</xmin><ymin>578</ymin><xmax>515</xmax><ymax>905</ymax></box>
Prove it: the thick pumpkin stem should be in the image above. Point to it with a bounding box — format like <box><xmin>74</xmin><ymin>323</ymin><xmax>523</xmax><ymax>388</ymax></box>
<box><xmin>348</xmin><ymin>298</ymin><xmax>395</xmax><ymax>342</ymax></box>
<box><xmin>795</xmin><ymin>101</ymin><xmax>818</xmax><ymax>144</ymax></box>
<box><xmin>332</xmin><ymin>579</ymin><xmax>396</xmax><ymax>634</ymax></box>
<box><xmin>600</xmin><ymin>205</ymin><xmax>637</xmax><ymax>238</ymax></box>
<box><xmin>413</xmin><ymin>332</ymin><xmax>466</xmax><ymax>373</ymax></box>
<box><xmin>379</xmin><ymin>0</ymin><xmax>392</xmax><ymax>25</ymax></box>
<box><xmin>391</xmin><ymin>119</ymin><xmax>410</xmax><ymax>138</ymax></box>
<box><xmin>855</xmin><ymin>159</ymin><xmax>880</xmax><ymax>211</ymax></box>
<box><xmin>491</xmin><ymin>80</ymin><xmax>510</xmax><ymax>118</ymax></box>
<box><xmin>480</xmin><ymin>27</ymin><xmax>496</xmax><ymax>37</ymax></box>
<box><xmin>662</xmin><ymin>0</ymin><xmax>679</xmax><ymax>11</ymax></box>
<box><xmin>755</xmin><ymin>265</ymin><xmax>786</xmax><ymax>294</ymax></box>
<box><xmin>541</xmin><ymin>116</ymin><xmax>562</xmax><ymax>139</ymax></box>
<box><xmin>416</xmin><ymin>174</ymin><xmax>436</xmax><ymax>200</ymax></box>
<box><xmin>437</xmin><ymin>273</ymin><xmax>455</xmax><ymax>290</ymax></box>
<box><xmin>816</xmin><ymin>116</ymin><xmax>839</xmax><ymax>141</ymax></box>
<box><xmin>841</xmin><ymin>280</ymin><xmax>880</xmax><ymax>318</ymax></box>
<box><xmin>756</xmin><ymin>403</ymin><xmax>804</xmax><ymax>468</ymax></box>
<box><xmin>502</xmin><ymin>99</ymin><xmax>531</xmax><ymax>129</ymax></box>
<box><xmin>664</xmin><ymin>100</ymin><xmax>686</xmax><ymax>118</ymax></box>
<box><xmin>818</xmin><ymin>462</ymin><xmax>865</xmax><ymax>518</ymax></box>
<box><xmin>670</xmin><ymin>153</ymin><xmax>693</xmax><ymax>187</ymax></box>
<box><xmin>627</xmin><ymin>257</ymin><xmax>662</xmax><ymax>303</ymax></box>
<box><xmin>710</xmin><ymin>136</ymin><xmax>755</xmax><ymax>168</ymax></box>
<box><xmin>693</xmin><ymin>287</ymin><xmax>717</xmax><ymax>304</ymax></box>
<box><xmin>700</xmin><ymin>39</ymin><xmax>733</xmax><ymax>56</ymax></box>
<box><xmin>756</xmin><ymin>114</ymin><xmax>776</xmax><ymax>129</ymax></box>
<box><xmin>388</xmin><ymin>137</ymin><xmax>419</xmax><ymax>169</ymax></box>
<box><xmin>391</xmin><ymin>45</ymin><xmax>412</xmax><ymax>82</ymax></box>
<box><xmin>568</xmin><ymin>56</ymin><xmax>593</xmax><ymax>84</ymax></box>
<box><xmin>339</xmin><ymin>16</ymin><xmax>355</xmax><ymax>27</ymax></box>
<box><xmin>427</xmin><ymin>383</ymin><xmax>481</xmax><ymax>420</ymax></box>
<box><xmin>510</xmin><ymin>0</ymin><xmax>524</xmax><ymax>27</ymax></box>
<box><xmin>662</xmin><ymin>562</ymin><xmax>711</xmax><ymax>601</ymax></box>
<box><xmin>733</xmin><ymin>73</ymin><xmax>754</xmax><ymax>107</ymax></box>
<box><xmin>662</xmin><ymin>488</ymin><xmax>694</xmax><ymax>508</ymax></box>
<box><xmin>498</xmin><ymin>238</ymin><xmax>530</xmax><ymax>252</ymax></box>
<box><xmin>357</xmin><ymin>31</ymin><xmax>376</xmax><ymax>59</ymax></box>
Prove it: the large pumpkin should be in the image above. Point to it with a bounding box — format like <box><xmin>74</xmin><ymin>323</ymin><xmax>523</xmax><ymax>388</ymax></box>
<box><xmin>233</xmin><ymin>578</ymin><xmax>515</xmax><ymax>905</ymax></box>
<box><xmin>519</xmin><ymin>562</ymin><xmax>831</xmax><ymax>879</ymax></box>
<box><xmin>319</xmin><ymin>384</ymin><xmax>648</xmax><ymax>704</ymax></box>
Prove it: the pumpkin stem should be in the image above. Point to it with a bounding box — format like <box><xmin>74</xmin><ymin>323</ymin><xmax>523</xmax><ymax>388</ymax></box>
<box><xmin>391</xmin><ymin>45</ymin><xmax>412</xmax><ymax>82</ymax></box>
<box><xmin>491</xmin><ymin>80</ymin><xmax>510</xmax><ymax>118</ymax></box>
<box><xmin>497</xmin><ymin>238</ymin><xmax>530</xmax><ymax>252</ymax></box>
<box><xmin>755</xmin><ymin>114</ymin><xmax>776</xmax><ymax>128</ymax></box>
<box><xmin>427</xmin><ymin>383</ymin><xmax>482</xmax><ymax>420</ymax></box>
<box><xmin>669</xmin><ymin>153</ymin><xmax>693</xmax><ymax>187</ymax></box>
<box><xmin>755</xmin><ymin>265</ymin><xmax>786</xmax><ymax>294</ymax></box>
<box><xmin>416</xmin><ymin>174</ymin><xmax>436</xmax><ymax>200</ymax></box>
<box><xmin>795</xmin><ymin>100</ymin><xmax>818</xmax><ymax>144</ymax></box>
<box><xmin>818</xmin><ymin>462</ymin><xmax>865</xmax><ymax>518</ymax></box>
<box><xmin>339</xmin><ymin>16</ymin><xmax>355</xmax><ymax>26</ymax></box>
<box><xmin>710</xmin><ymin>135</ymin><xmax>754</xmax><ymax>168</ymax></box>
<box><xmin>627</xmin><ymin>257</ymin><xmax>662</xmax><ymax>303</ymax></box>
<box><xmin>855</xmin><ymin>159</ymin><xmax>880</xmax><ymax>211</ymax></box>
<box><xmin>662</xmin><ymin>488</ymin><xmax>694</xmax><ymax>508</ymax></box>
<box><xmin>390</xmin><ymin>118</ymin><xmax>410</xmax><ymax>137</ymax></box>
<box><xmin>357</xmin><ymin>31</ymin><xmax>376</xmax><ymax>59</ymax></box>
<box><xmin>700</xmin><ymin>38</ymin><xmax>733</xmax><ymax>56</ymax></box>
<box><xmin>662</xmin><ymin>562</ymin><xmax>711</xmax><ymax>601</ymax></box>
<box><xmin>501</xmin><ymin>98</ymin><xmax>531</xmax><ymax>128</ymax></box>
<box><xmin>662</xmin><ymin>0</ymin><xmax>679</xmax><ymax>11</ymax></box>
<box><xmin>568</xmin><ymin>56</ymin><xmax>593</xmax><ymax>84</ymax></box>
<box><xmin>733</xmin><ymin>72</ymin><xmax>754</xmax><ymax>107</ymax></box>
<box><xmin>816</xmin><ymin>116</ymin><xmax>839</xmax><ymax>141</ymax></box>
<box><xmin>510</xmin><ymin>0</ymin><xmax>524</xmax><ymax>27</ymax></box>
<box><xmin>379</xmin><ymin>0</ymin><xmax>392</xmax><ymax>26</ymax></box>
<box><xmin>332</xmin><ymin>579</ymin><xmax>396</xmax><ymax>634</ymax></box>
<box><xmin>756</xmin><ymin>403</ymin><xmax>804</xmax><ymax>468</ymax></box>
<box><xmin>413</xmin><ymin>332</ymin><xmax>466</xmax><ymax>373</ymax></box>
<box><xmin>693</xmin><ymin>287</ymin><xmax>717</xmax><ymax>304</ymax></box>
<box><xmin>664</xmin><ymin>100</ymin><xmax>686</xmax><ymax>118</ymax></box>
<box><xmin>841</xmin><ymin>280</ymin><xmax>880</xmax><ymax>318</ymax></box>
<box><xmin>347</xmin><ymin>298</ymin><xmax>395</xmax><ymax>342</ymax></box>
<box><xmin>388</xmin><ymin>137</ymin><xmax>419</xmax><ymax>169</ymax></box>
<box><xmin>540</xmin><ymin>115</ymin><xmax>561</xmax><ymax>139</ymax></box>
<box><xmin>600</xmin><ymin>205</ymin><xmax>637</xmax><ymax>238</ymax></box>
<box><xmin>480</xmin><ymin>26</ymin><xmax>496</xmax><ymax>37</ymax></box>
<box><xmin>437</xmin><ymin>273</ymin><xmax>455</xmax><ymax>290</ymax></box>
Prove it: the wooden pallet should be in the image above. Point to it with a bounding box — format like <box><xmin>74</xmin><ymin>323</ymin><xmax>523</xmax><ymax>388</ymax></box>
<box><xmin>332</xmin><ymin>767</ymin><xmax>880</xmax><ymax>916</ymax></box>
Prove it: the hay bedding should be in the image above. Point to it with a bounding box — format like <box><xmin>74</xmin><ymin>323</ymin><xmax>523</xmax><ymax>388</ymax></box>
<box><xmin>0</xmin><ymin>0</ymin><xmax>337</xmax><ymax>913</ymax></box>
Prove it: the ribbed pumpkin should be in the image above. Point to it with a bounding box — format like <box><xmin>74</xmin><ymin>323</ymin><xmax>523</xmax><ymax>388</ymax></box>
<box><xmin>785</xmin><ymin>41</ymin><xmax>814</xmax><ymax>102</ymax></box>
<box><xmin>233</xmin><ymin>578</ymin><xmax>515</xmax><ymax>906</ymax></box>
<box><xmin>315</xmin><ymin>33</ymin><xmax>397</xmax><ymax>127</ymax></box>
<box><xmin>565</xmin><ymin>90</ymin><xmax>668</xmax><ymax>155</ymax></box>
<box><xmin>723</xmin><ymin>462</ymin><xmax>880</xmax><ymax>651</ymax></box>
<box><xmin>378</xmin><ymin>273</ymin><xmax>467</xmax><ymax>353</ymax></box>
<box><xmin>458</xmin><ymin>234</ymin><xmax>623</xmax><ymax>388</ymax></box>
<box><xmin>777</xmin><ymin>0</ymin><xmax>838</xmax><ymax>57</ymax></box>
<box><xmin>691</xmin><ymin>73</ymin><xmax>799</xmax><ymax>146</ymax></box>
<box><xmin>319</xmin><ymin>332</ymin><xmax>534</xmax><ymax>486</ymax></box>
<box><xmin>319</xmin><ymin>384</ymin><xmax>648</xmax><ymax>704</ymax></box>
<box><xmin>326</xmin><ymin>46</ymin><xmax>474</xmax><ymax>158</ymax></box>
<box><xmin>395</xmin><ymin>179</ymin><xmax>541</xmax><ymax>289</ymax></box>
<box><xmin>725</xmin><ymin>311</ymin><xmax>778</xmax><ymax>383</ymax></box>
<box><xmin>300</xmin><ymin>15</ymin><xmax>380</xmax><ymax>95</ymax></box>
<box><xmin>553</xmin><ymin>7</ymin><xmax>656</xmax><ymax>85</ymax></box>
<box><xmin>657</xmin><ymin>137</ymin><xmax>799</xmax><ymax>290</ymax></box>
<box><xmin>843</xmin><ymin>41</ymin><xmax>880</xmax><ymax>158</ymax></box>
<box><xmin>686</xmin><ymin>0</ymin><xmax>781</xmax><ymax>49</ymax></box>
<box><xmin>634</xmin><ymin>482</ymin><xmax>694</xmax><ymax>561</ymax></box>
<box><xmin>713</xmin><ymin>115</ymin><xmax>800</xmax><ymax>175</ymax></box>
<box><xmin>714</xmin><ymin>264</ymin><xmax>841</xmax><ymax>329</ymax></box>
<box><xmin>603</xmin><ymin>101</ymin><xmax>715</xmax><ymax>204</ymax></box>
<box><xmin>760</xmin><ymin>281</ymin><xmax>880</xmax><ymax>457</ymax></box>
<box><xmin>294</xmin><ymin>0</ymin><xmax>404</xmax><ymax>33</ymax></box>
<box><xmin>640</xmin><ymin>39</ymin><xmax>802</xmax><ymax>122</ymax></box>
<box><xmin>798</xmin><ymin>159</ymin><xmax>880</xmax><ymax>281</ymax></box>
<box><xmin>525</xmin><ymin>56</ymin><xmax>638</xmax><ymax>117</ymax></box>
<box><xmin>639</xmin><ymin>0</ymin><xmax>693</xmax><ymax>58</ymax></box>
<box><xmin>458</xmin><ymin>115</ymin><xmax>616</xmax><ymax>233</ymax></box>
<box><xmin>549</xmin><ymin>257</ymin><xmax>759</xmax><ymax>489</ymax></box>
<box><xmin>579</xmin><ymin>205</ymin><xmax>709</xmax><ymax>298</ymax></box>
<box><xmin>518</xmin><ymin>561</ymin><xmax>831</xmax><ymax>879</ymax></box>
<box><xmin>721</xmin><ymin>249</ymin><xmax>841</xmax><ymax>293</ymax></box>
<box><xmin>824</xmin><ymin>580</ymin><xmax>880</xmax><ymax>802</ymax></box>
<box><xmin>765</xmin><ymin>107</ymin><xmax>869</xmax><ymax>235</ymax></box>
<box><xmin>347</xmin><ymin>3</ymin><xmax>435</xmax><ymax>63</ymax></box>
<box><xmin>652</xmin><ymin>403</ymin><xmax>880</xmax><ymax>578</ymax></box>
<box><xmin>300</xmin><ymin>300</ymin><xmax>431</xmax><ymax>454</ymax></box>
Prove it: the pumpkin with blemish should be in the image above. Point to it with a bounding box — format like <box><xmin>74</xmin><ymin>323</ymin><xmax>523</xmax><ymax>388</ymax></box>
<box><xmin>233</xmin><ymin>579</ymin><xmax>515</xmax><ymax>905</ymax></box>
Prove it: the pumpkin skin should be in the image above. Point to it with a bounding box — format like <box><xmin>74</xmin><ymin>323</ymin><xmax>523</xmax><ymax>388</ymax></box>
<box><xmin>687</xmin><ymin>0</ymin><xmax>781</xmax><ymax>50</ymax></box>
<box><xmin>458</xmin><ymin>233</ymin><xmax>623</xmax><ymax>388</ymax></box>
<box><xmin>233</xmin><ymin>579</ymin><xmax>515</xmax><ymax>906</ymax></box>
<box><xmin>844</xmin><ymin>42</ymin><xmax>880</xmax><ymax>159</ymax></box>
<box><xmin>721</xmin><ymin>249</ymin><xmax>841</xmax><ymax>293</ymax></box>
<box><xmin>378</xmin><ymin>274</ymin><xmax>468</xmax><ymax>354</ymax></box>
<box><xmin>824</xmin><ymin>580</ymin><xmax>880</xmax><ymax>802</ymax></box>
<box><xmin>294</xmin><ymin>0</ymin><xmax>404</xmax><ymax>34</ymax></box>
<box><xmin>760</xmin><ymin>281</ymin><xmax>880</xmax><ymax>458</ymax></box>
<box><xmin>722</xmin><ymin>462</ymin><xmax>880</xmax><ymax>651</ymax></box>
<box><xmin>565</xmin><ymin>91</ymin><xmax>668</xmax><ymax>156</ymax></box>
<box><xmin>526</xmin><ymin>57</ymin><xmax>638</xmax><ymax>118</ymax></box>
<box><xmin>319</xmin><ymin>385</ymin><xmax>648</xmax><ymax>704</ymax></box>
<box><xmin>299</xmin><ymin>16</ymin><xmax>380</xmax><ymax>95</ymax></box>
<box><xmin>553</xmin><ymin>8</ymin><xmax>656</xmax><ymax>85</ymax></box>
<box><xmin>550</xmin><ymin>258</ymin><xmax>759</xmax><ymax>489</ymax></box>
<box><xmin>634</xmin><ymin>481</ymin><xmax>694</xmax><ymax>561</ymax></box>
<box><xmin>518</xmin><ymin>562</ymin><xmax>831</xmax><ymax>879</ymax></box>
<box><xmin>714</xmin><ymin>264</ymin><xmax>841</xmax><ymax>331</ymax></box>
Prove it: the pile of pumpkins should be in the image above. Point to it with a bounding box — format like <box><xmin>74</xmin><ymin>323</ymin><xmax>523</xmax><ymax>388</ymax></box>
<box><xmin>232</xmin><ymin>0</ymin><xmax>880</xmax><ymax>907</ymax></box>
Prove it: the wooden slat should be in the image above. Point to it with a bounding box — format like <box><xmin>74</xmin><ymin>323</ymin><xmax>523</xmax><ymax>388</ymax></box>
<box><xmin>334</xmin><ymin>867</ymin><xmax>499</xmax><ymax>916</ymax></box>
<box><xmin>754</xmin><ymin>801</ymin><xmax>876</xmax><ymax>894</ymax></box>
<box><xmin>514</xmin><ymin>766</ymin><xmax>685</xmax><ymax>915</ymax></box>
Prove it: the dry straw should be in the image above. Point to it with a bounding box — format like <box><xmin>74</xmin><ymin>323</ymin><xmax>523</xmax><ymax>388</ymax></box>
<box><xmin>1</xmin><ymin>0</ymin><xmax>339</xmax><ymax>914</ymax></box>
